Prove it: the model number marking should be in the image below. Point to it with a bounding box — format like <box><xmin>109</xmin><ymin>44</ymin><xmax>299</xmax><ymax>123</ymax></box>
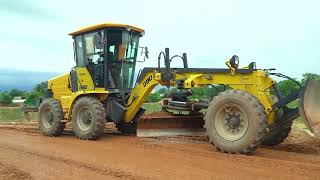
<box><xmin>143</xmin><ymin>75</ymin><xmax>153</xmax><ymax>87</ymax></box>
<box><xmin>80</xmin><ymin>85</ymin><xmax>87</xmax><ymax>89</ymax></box>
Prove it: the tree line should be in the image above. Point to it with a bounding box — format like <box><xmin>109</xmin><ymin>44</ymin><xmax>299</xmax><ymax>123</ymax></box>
<box><xmin>0</xmin><ymin>73</ymin><xmax>319</xmax><ymax>105</ymax></box>
<box><xmin>0</xmin><ymin>82</ymin><xmax>46</xmax><ymax>105</ymax></box>
<box><xmin>146</xmin><ymin>73</ymin><xmax>320</xmax><ymax>102</ymax></box>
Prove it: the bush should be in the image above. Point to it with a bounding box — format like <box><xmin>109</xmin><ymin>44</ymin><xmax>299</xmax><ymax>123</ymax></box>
<box><xmin>9</xmin><ymin>89</ymin><xmax>26</xmax><ymax>98</ymax></box>
<box><xmin>147</xmin><ymin>93</ymin><xmax>162</xmax><ymax>103</ymax></box>
<box><xmin>24</xmin><ymin>81</ymin><xmax>47</xmax><ymax>106</ymax></box>
<box><xmin>301</xmin><ymin>73</ymin><xmax>320</xmax><ymax>85</ymax></box>
<box><xmin>157</xmin><ymin>87</ymin><xmax>167</xmax><ymax>94</ymax></box>
<box><xmin>33</xmin><ymin>82</ymin><xmax>47</xmax><ymax>94</ymax></box>
<box><xmin>277</xmin><ymin>80</ymin><xmax>300</xmax><ymax>97</ymax></box>
<box><xmin>0</xmin><ymin>92</ymin><xmax>13</xmax><ymax>104</ymax></box>
<box><xmin>24</xmin><ymin>91</ymin><xmax>42</xmax><ymax>106</ymax></box>
<box><xmin>189</xmin><ymin>85</ymin><xmax>226</xmax><ymax>101</ymax></box>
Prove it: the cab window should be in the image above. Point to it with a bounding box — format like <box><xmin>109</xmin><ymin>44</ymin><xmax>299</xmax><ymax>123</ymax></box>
<box><xmin>106</xmin><ymin>29</ymin><xmax>140</xmax><ymax>89</ymax></box>
<box><xmin>75</xmin><ymin>36</ymin><xmax>85</xmax><ymax>66</ymax></box>
<box><xmin>84</xmin><ymin>31</ymin><xmax>104</xmax><ymax>64</ymax></box>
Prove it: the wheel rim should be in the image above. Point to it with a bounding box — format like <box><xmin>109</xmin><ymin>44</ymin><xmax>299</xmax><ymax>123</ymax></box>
<box><xmin>76</xmin><ymin>106</ymin><xmax>93</xmax><ymax>132</ymax></box>
<box><xmin>214</xmin><ymin>103</ymin><xmax>249</xmax><ymax>141</ymax></box>
<box><xmin>42</xmin><ymin>106</ymin><xmax>54</xmax><ymax>129</ymax></box>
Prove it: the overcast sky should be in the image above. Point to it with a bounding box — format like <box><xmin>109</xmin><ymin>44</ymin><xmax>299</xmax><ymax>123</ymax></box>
<box><xmin>0</xmin><ymin>0</ymin><xmax>319</xmax><ymax>79</ymax></box>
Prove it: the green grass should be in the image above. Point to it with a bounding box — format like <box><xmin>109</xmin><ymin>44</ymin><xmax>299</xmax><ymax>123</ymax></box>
<box><xmin>142</xmin><ymin>102</ymin><xmax>193</xmax><ymax>115</ymax></box>
<box><xmin>142</xmin><ymin>102</ymin><xmax>162</xmax><ymax>114</ymax></box>
<box><xmin>0</xmin><ymin>107</ymin><xmax>37</xmax><ymax>122</ymax></box>
<box><xmin>0</xmin><ymin>100</ymin><xmax>309</xmax><ymax>126</ymax></box>
<box><xmin>285</xmin><ymin>100</ymin><xmax>306</xmax><ymax>124</ymax></box>
<box><xmin>0</xmin><ymin>103</ymin><xmax>162</xmax><ymax>123</ymax></box>
<box><xmin>287</xmin><ymin>99</ymin><xmax>298</xmax><ymax>109</ymax></box>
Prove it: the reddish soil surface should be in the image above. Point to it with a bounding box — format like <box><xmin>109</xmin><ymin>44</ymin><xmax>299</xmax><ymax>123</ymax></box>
<box><xmin>0</xmin><ymin>122</ymin><xmax>320</xmax><ymax>179</ymax></box>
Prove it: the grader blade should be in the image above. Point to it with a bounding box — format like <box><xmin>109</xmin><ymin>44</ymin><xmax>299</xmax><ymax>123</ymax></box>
<box><xmin>137</xmin><ymin>112</ymin><xmax>205</xmax><ymax>137</ymax></box>
<box><xmin>299</xmin><ymin>80</ymin><xmax>320</xmax><ymax>135</ymax></box>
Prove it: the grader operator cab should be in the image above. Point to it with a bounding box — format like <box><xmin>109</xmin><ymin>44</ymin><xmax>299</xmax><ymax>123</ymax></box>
<box><xmin>38</xmin><ymin>23</ymin><xmax>320</xmax><ymax>154</ymax></box>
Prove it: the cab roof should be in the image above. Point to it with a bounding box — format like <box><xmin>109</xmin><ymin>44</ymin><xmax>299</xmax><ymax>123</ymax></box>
<box><xmin>69</xmin><ymin>23</ymin><xmax>145</xmax><ymax>36</ymax></box>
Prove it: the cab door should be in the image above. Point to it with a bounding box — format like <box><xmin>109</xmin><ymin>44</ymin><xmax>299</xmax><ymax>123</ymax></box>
<box><xmin>105</xmin><ymin>29</ymin><xmax>140</xmax><ymax>90</ymax></box>
<box><xmin>73</xmin><ymin>31</ymin><xmax>105</xmax><ymax>91</ymax></box>
<box><xmin>70</xmin><ymin>67</ymin><xmax>95</xmax><ymax>92</ymax></box>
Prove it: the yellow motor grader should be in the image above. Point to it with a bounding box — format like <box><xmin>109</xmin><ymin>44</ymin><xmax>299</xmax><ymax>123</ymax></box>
<box><xmin>38</xmin><ymin>23</ymin><xmax>320</xmax><ymax>154</ymax></box>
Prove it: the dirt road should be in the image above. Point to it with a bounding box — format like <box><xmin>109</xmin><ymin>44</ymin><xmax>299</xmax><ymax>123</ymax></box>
<box><xmin>0</xmin><ymin>123</ymin><xmax>319</xmax><ymax>179</ymax></box>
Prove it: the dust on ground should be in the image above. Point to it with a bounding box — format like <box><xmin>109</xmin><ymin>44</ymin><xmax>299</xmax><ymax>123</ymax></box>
<box><xmin>0</xmin><ymin>121</ymin><xmax>320</xmax><ymax>179</ymax></box>
<box><xmin>0</xmin><ymin>162</ymin><xmax>32</xmax><ymax>180</ymax></box>
<box><xmin>267</xmin><ymin>123</ymin><xmax>320</xmax><ymax>155</ymax></box>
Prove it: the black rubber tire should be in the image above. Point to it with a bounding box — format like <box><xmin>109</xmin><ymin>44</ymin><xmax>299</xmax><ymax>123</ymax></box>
<box><xmin>38</xmin><ymin>99</ymin><xmax>65</xmax><ymax>136</ymax></box>
<box><xmin>72</xmin><ymin>96</ymin><xmax>106</xmax><ymax>140</ymax></box>
<box><xmin>116</xmin><ymin>108</ymin><xmax>145</xmax><ymax>135</ymax></box>
<box><xmin>116</xmin><ymin>121</ymin><xmax>137</xmax><ymax>134</ymax></box>
<box><xmin>262</xmin><ymin>96</ymin><xmax>292</xmax><ymax>146</ymax></box>
<box><xmin>262</xmin><ymin>120</ymin><xmax>292</xmax><ymax>146</ymax></box>
<box><xmin>204</xmin><ymin>90</ymin><xmax>268</xmax><ymax>154</ymax></box>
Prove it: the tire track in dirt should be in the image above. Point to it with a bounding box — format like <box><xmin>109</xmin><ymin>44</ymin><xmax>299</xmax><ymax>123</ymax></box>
<box><xmin>2</xmin><ymin>124</ymin><xmax>320</xmax><ymax>173</ymax></box>
<box><xmin>0</xmin><ymin>145</ymin><xmax>147</xmax><ymax>180</ymax></box>
<box><xmin>0</xmin><ymin>162</ymin><xmax>33</xmax><ymax>180</ymax></box>
<box><xmin>1</xmin><ymin>123</ymin><xmax>320</xmax><ymax>179</ymax></box>
<box><xmin>134</xmin><ymin>138</ymin><xmax>320</xmax><ymax>177</ymax></box>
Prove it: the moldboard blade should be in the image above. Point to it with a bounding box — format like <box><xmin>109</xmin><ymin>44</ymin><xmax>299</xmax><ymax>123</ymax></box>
<box><xmin>137</xmin><ymin>112</ymin><xmax>205</xmax><ymax>137</ymax></box>
<box><xmin>299</xmin><ymin>80</ymin><xmax>320</xmax><ymax>135</ymax></box>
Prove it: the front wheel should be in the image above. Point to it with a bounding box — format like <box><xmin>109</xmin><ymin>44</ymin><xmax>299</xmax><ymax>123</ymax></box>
<box><xmin>72</xmin><ymin>96</ymin><xmax>106</xmax><ymax>140</ymax></box>
<box><xmin>116</xmin><ymin>108</ymin><xmax>145</xmax><ymax>135</ymax></box>
<box><xmin>38</xmin><ymin>99</ymin><xmax>65</xmax><ymax>136</ymax></box>
<box><xmin>262</xmin><ymin>96</ymin><xmax>292</xmax><ymax>146</ymax></box>
<box><xmin>116</xmin><ymin>122</ymin><xmax>137</xmax><ymax>134</ymax></box>
<box><xmin>204</xmin><ymin>90</ymin><xmax>268</xmax><ymax>154</ymax></box>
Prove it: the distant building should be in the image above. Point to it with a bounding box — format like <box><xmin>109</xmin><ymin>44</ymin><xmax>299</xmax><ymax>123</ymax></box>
<box><xmin>12</xmin><ymin>96</ymin><xmax>26</xmax><ymax>103</ymax></box>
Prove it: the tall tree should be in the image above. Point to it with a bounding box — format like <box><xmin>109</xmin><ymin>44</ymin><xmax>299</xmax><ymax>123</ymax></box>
<box><xmin>24</xmin><ymin>82</ymin><xmax>47</xmax><ymax>106</ymax></box>
<box><xmin>33</xmin><ymin>82</ymin><xmax>47</xmax><ymax>94</ymax></box>
<box><xmin>9</xmin><ymin>89</ymin><xmax>25</xmax><ymax>98</ymax></box>
<box><xmin>277</xmin><ymin>80</ymin><xmax>300</xmax><ymax>97</ymax></box>
<box><xmin>301</xmin><ymin>73</ymin><xmax>320</xmax><ymax>85</ymax></box>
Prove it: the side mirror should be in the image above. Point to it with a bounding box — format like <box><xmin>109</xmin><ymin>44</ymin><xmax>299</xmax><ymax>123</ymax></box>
<box><xmin>94</xmin><ymin>34</ymin><xmax>103</xmax><ymax>49</ymax></box>
<box><xmin>138</xmin><ymin>47</ymin><xmax>149</xmax><ymax>62</ymax></box>
<box><xmin>230</xmin><ymin>55</ymin><xmax>239</xmax><ymax>69</ymax></box>
<box><xmin>144</xmin><ymin>47</ymin><xmax>149</xmax><ymax>59</ymax></box>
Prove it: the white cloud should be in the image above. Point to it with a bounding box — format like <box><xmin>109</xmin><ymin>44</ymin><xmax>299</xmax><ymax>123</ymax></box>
<box><xmin>0</xmin><ymin>0</ymin><xmax>319</xmax><ymax>79</ymax></box>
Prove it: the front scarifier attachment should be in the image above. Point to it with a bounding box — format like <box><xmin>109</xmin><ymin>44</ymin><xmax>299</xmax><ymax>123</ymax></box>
<box><xmin>299</xmin><ymin>80</ymin><xmax>320</xmax><ymax>135</ymax></box>
<box><xmin>137</xmin><ymin>112</ymin><xmax>205</xmax><ymax>137</ymax></box>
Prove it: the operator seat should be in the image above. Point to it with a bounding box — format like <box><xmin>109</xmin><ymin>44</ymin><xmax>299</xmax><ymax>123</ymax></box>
<box><xmin>94</xmin><ymin>54</ymin><xmax>104</xmax><ymax>87</ymax></box>
<box><xmin>107</xmin><ymin>50</ymin><xmax>116</xmax><ymax>88</ymax></box>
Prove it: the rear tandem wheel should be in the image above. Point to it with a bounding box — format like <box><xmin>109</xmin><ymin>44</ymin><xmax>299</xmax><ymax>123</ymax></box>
<box><xmin>38</xmin><ymin>99</ymin><xmax>65</xmax><ymax>136</ymax></box>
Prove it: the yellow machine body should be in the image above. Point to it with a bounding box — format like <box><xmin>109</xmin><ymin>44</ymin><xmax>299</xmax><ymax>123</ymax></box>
<box><xmin>45</xmin><ymin>23</ymin><xmax>278</xmax><ymax>125</ymax></box>
<box><xmin>48</xmin><ymin>67</ymin><xmax>108</xmax><ymax>121</ymax></box>
<box><xmin>48</xmin><ymin>66</ymin><xmax>276</xmax><ymax>125</ymax></box>
<box><xmin>37</xmin><ymin>22</ymin><xmax>320</xmax><ymax>154</ymax></box>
